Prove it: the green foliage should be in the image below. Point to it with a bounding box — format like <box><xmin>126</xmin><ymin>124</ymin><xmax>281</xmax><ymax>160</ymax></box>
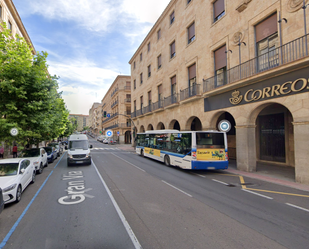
<box><xmin>0</xmin><ymin>23</ymin><xmax>71</xmax><ymax>146</ymax></box>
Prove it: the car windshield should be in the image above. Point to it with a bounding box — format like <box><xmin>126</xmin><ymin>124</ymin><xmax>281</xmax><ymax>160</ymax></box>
<box><xmin>44</xmin><ymin>147</ymin><xmax>53</xmax><ymax>153</ymax></box>
<box><xmin>0</xmin><ymin>163</ymin><xmax>19</xmax><ymax>176</ymax></box>
<box><xmin>69</xmin><ymin>140</ymin><xmax>88</xmax><ymax>150</ymax></box>
<box><xmin>19</xmin><ymin>149</ymin><xmax>40</xmax><ymax>157</ymax></box>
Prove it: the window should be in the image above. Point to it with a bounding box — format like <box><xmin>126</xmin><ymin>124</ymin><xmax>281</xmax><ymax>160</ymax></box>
<box><xmin>255</xmin><ymin>13</ymin><xmax>279</xmax><ymax>71</ymax></box>
<box><xmin>0</xmin><ymin>5</ymin><xmax>2</xmax><ymax>19</ymax></box>
<box><xmin>140</xmin><ymin>52</ymin><xmax>143</xmax><ymax>61</ymax></box>
<box><xmin>188</xmin><ymin>64</ymin><xmax>197</xmax><ymax>96</ymax></box>
<box><xmin>213</xmin><ymin>0</ymin><xmax>225</xmax><ymax>22</ymax></box>
<box><xmin>134</xmin><ymin>79</ymin><xmax>136</xmax><ymax>89</ymax></box>
<box><xmin>140</xmin><ymin>73</ymin><xmax>143</xmax><ymax>84</ymax></box>
<box><xmin>171</xmin><ymin>76</ymin><xmax>176</xmax><ymax>95</ymax></box>
<box><xmin>170</xmin><ymin>41</ymin><xmax>176</xmax><ymax>58</ymax></box>
<box><xmin>8</xmin><ymin>21</ymin><xmax>12</xmax><ymax>33</ymax></box>
<box><xmin>140</xmin><ymin>96</ymin><xmax>143</xmax><ymax>110</ymax></box>
<box><xmin>148</xmin><ymin>42</ymin><xmax>151</xmax><ymax>52</ymax></box>
<box><xmin>134</xmin><ymin>100</ymin><xmax>136</xmax><ymax>112</ymax></box>
<box><xmin>157</xmin><ymin>29</ymin><xmax>161</xmax><ymax>40</ymax></box>
<box><xmin>148</xmin><ymin>91</ymin><xmax>152</xmax><ymax>106</ymax></box>
<box><xmin>188</xmin><ymin>22</ymin><xmax>195</xmax><ymax>44</ymax></box>
<box><xmin>148</xmin><ymin>65</ymin><xmax>151</xmax><ymax>77</ymax></box>
<box><xmin>187</xmin><ymin>0</ymin><xmax>192</xmax><ymax>4</ymax></box>
<box><xmin>133</xmin><ymin>61</ymin><xmax>136</xmax><ymax>69</ymax></box>
<box><xmin>214</xmin><ymin>45</ymin><xmax>227</xmax><ymax>87</ymax></box>
<box><xmin>158</xmin><ymin>85</ymin><xmax>163</xmax><ymax>101</ymax></box>
<box><xmin>157</xmin><ymin>54</ymin><xmax>162</xmax><ymax>69</ymax></box>
<box><xmin>170</xmin><ymin>11</ymin><xmax>175</xmax><ymax>25</ymax></box>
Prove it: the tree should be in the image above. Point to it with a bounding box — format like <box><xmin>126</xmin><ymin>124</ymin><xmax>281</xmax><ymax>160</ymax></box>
<box><xmin>0</xmin><ymin>23</ymin><xmax>69</xmax><ymax>150</ymax></box>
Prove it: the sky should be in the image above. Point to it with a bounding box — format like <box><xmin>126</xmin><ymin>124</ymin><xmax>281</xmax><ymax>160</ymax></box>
<box><xmin>13</xmin><ymin>0</ymin><xmax>171</xmax><ymax>115</ymax></box>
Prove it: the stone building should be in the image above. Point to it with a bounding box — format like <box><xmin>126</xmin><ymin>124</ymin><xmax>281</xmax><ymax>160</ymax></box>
<box><xmin>101</xmin><ymin>75</ymin><xmax>132</xmax><ymax>144</ymax></box>
<box><xmin>129</xmin><ymin>0</ymin><xmax>309</xmax><ymax>184</ymax></box>
<box><xmin>89</xmin><ymin>103</ymin><xmax>102</xmax><ymax>136</ymax></box>
<box><xmin>0</xmin><ymin>0</ymin><xmax>35</xmax><ymax>55</ymax></box>
<box><xmin>69</xmin><ymin>114</ymin><xmax>89</xmax><ymax>132</ymax></box>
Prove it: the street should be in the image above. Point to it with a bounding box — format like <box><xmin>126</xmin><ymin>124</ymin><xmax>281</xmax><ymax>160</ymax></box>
<box><xmin>1</xmin><ymin>137</ymin><xmax>309</xmax><ymax>249</ymax></box>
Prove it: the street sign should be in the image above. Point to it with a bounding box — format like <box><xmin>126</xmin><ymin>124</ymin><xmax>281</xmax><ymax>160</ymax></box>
<box><xmin>107</xmin><ymin>113</ymin><xmax>111</xmax><ymax>118</ymax></box>
<box><xmin>117</xmin><ymin>131</ymin><xmax>119</xmax><ymax>136</ymax></box>
<box><xmin>106</xmin><ymin>130</ymin><xmax>113</xmax><ymax>137</ymax></box>
<box><xmin>218</xmin><ymin>120</ymin><xmax>231</xmax><ymax>132</ymax></box>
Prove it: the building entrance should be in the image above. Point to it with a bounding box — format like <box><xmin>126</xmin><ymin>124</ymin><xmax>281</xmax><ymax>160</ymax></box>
<box><xmin>259</xmin><ymin>113</ymin><xmax>285</xmax><ymax>162</ymax></box>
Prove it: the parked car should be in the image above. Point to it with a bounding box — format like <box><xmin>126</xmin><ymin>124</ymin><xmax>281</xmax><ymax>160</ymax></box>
<box><xmin>19</xmin><ymin>148</ymin><xmax>48</xmax><ymax>174</ymax></box>
<box><xmin>97</xmin><ymin>135</ymin><xmax>104</xmax><ymax>142</ymax></box>
<box><xmin>0</xmin><ymin>188</ymin><xmax>4</xmax><ymax>214</ymax></box>
<box><xmin>43</xmin><ymin>147</ymin><xmax>57</xmax><ymax>163</ymax></box>
<box><xmin>48</xmin><ymin>142</ymin><xmax>61</xmax><ymax>157</ymax></box>
<box><xmin>0</xmin><ymin>158</ymin><xmax>36</xmax><ymax>204</ymax></box>
<box><xmin>103</xmin><ymin>138</ymin><xmax>109</xmax><ymax>144</ymax></box>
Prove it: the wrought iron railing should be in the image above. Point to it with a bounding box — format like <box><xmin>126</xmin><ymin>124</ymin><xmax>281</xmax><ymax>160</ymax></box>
<box><xmin>203</xmin><ymin>34</ymin><xmax>309</xmax><ymax>92</ymax></box>
<box><xmin>152</xmin><ymin>99</ymin><xmax>164</xmax><ymax>111</ymax></box>
<box><xmin>180</xmin><ymin>84</ymin><xmax>201</xmax><ymax>101</ymax></box>
<box><xmin>164</xmin><ymin>93</ymin><xmax>179</xmax><ymax>107</ymax></box>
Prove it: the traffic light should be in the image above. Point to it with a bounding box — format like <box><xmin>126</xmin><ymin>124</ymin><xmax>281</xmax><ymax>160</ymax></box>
<box><xmin>103</xmin><ymin>111</ymin><xmax>106</xmax><ymax>117</ymax></box>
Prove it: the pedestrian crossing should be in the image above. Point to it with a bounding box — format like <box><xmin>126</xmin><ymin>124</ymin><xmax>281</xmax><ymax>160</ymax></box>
<box><xmin>91</xmin><ymin>147</ymin><xmax>120</xmax><ymax>150</ymax></box>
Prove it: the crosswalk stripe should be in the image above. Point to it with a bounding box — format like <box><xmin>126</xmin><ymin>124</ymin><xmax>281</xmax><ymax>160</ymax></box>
<box><xmin>91</xmin><ymin>148</ymin><xmax>120</xmax><ymax>150</ymax></box>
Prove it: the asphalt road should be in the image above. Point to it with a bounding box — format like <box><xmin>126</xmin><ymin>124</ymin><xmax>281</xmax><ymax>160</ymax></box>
<box><xmin>1</xmin><ymin>137</ymin><xmax>309</xmax><ymax>249</ymax></box>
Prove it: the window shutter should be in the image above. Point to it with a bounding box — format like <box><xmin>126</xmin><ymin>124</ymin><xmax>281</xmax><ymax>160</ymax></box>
<box><xmin>188</xmin><ymin>22</ymin><xmax>195</xmax><ymax>40</ymax></box>
<box><xmin>214</xmin><ymin>45</ymin><xmax>227</xmax><ymax>70</ymax></box>
<box><xmin>256</xmin><ymin>13</ymin><xmax>278</xmax><ymax>43</ymax></box>
<box><xmin>188</xmin><ymin>64</ymin><xmax>196</xmax><ymax>80</ymax></box>
<box><xmin>171</xmin><ymin>76</ymin><xmax>176</xmax><ymax>85</ymax></box>
<box><xmin>158</xmin><ymin>85</ymin><xmax>162</xmax><ymax>94</ymax></box>
<box><xmin>214</xmin><ymin>0</ymin><xmax>224</xmax><ymax>19</ymax></box>
<box><xmin>148</xmin><ymin>91</ymin><xmax>151</xmax><ymax>100</ymax></box>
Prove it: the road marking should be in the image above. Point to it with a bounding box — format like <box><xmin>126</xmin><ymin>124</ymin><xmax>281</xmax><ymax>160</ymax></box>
<box><xmin>111</xmin><ymin>153</ymin><xmax>145</xmax><ymax>172</ymax></box>
<box><xmin>91</xmin><ymin>147</ymin><xmax>120</xmax><ymax>150</ymax></box>
<box><xmin>162</xmin><ymin>180</ymin><xmax>192</xmax><ymax>197</ymax></box>
<box><xmin>92</xmin><ymin>160</ymin><xmax>142</xmax><ymax>249</ymax></box>
<box><xmin>194</xmin><ymin>173</ymin><xmax>206</xmax><ymax>178</ymax></box>
<box><xmin>286</xmin><ymin>203</ymin><xmax>309</xmax><ymax>213</ymax></box>
<box><xmin>212</xmin><ymin>179</ymin><xmax>229</xmax><ymax>186</ymax></box>
<box><xmin>245</xmin><ymin>188</ymin><xmax>309</xmax><ymax>198</ymax></box>
<box><xmin>0</xmin><ymin>153</ymin><xmax>66</xmax><ymax>249</ymax></box>
<box><xmin>242</xmin><ymin>189</ymin><xmax>273</xmax><ymax>199</ymax></box>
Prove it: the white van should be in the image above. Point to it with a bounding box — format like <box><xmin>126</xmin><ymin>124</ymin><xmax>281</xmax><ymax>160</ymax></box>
<box><xmin>66</xmin><ymin>134</ymin><xmax>92</xmax><ymax>166</ymax></box>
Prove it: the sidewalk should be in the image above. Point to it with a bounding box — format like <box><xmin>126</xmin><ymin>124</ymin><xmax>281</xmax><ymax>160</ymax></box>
<box><xmin>227</xmin><ymin>160</ymin><xmax>309</xmax><ymax>192</ymax></box>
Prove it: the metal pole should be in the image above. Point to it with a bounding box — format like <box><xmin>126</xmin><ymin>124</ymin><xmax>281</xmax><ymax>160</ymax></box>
<box><xmin>303</xmin><ymin>0</ymin><xmax>308</xmax><ymax>55</ymax></box>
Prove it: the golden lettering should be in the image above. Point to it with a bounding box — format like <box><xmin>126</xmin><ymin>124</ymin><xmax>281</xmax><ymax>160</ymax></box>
<box><xmin>252</xmin><ymin>90</ymin><xmax>262</xmax><ymax>101</ymax></box>
<box><xmin>244</xmin><ymin>89</ymin><xmax>253</xmax><ymax>102</ymax></box>
<box><xmin>271</xmin><ymin>84</ymin><xmax>281</xmax><ymax>97</ymax></box>
<box><xmin>280</xmin><ymin>81</ymin><xmax>291</xmax><ymax>95</ymax></box>
<box><xmin>262</xmin><ymin>87</ymin><xmax>271</xmax><ymax>98</ymax></box>
<box><xmin>291</xmin><ymin>78</ymin><xmax>307</xmax><ymax>92</ymax></box>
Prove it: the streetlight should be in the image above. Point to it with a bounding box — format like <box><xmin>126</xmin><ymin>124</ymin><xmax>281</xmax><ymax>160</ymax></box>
<box><xmin>302</xmin><ymin>0</ymin><xmax>309</xmax><ymax>55</ymax></box>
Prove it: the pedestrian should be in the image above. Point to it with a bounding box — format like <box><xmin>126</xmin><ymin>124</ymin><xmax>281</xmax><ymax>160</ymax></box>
<box><xmin>13</xmin><ymin>144</ymin><xmax>18</xmax><ymax>158</ymax></box>
<box><xmin>0</xmin><ymin>145</ymin><xmax>4</xmax><ymax>159</ymax></box>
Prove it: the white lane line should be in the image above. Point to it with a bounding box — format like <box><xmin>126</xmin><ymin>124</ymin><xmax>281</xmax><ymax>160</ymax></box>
<box><xmin>111</xmin><ymin>153</ymin><xmax>145</xmax><ymax>172</ymax></box>
<box><xmin>242</xmin><ymin>189</ymin><xmax>273</xmax><ymax>199</ymax></box>
<box><xmin>162</xmin><ymin>180</ymin><xmax>192</xmax><ymax>197</ymax></box>
<box><xmin>212</xmin><ymin>179</ymin><xmax>229</xmax><ymax>185</ymax></box>
<box><xmin>286</xmin><ymin>203</ymin><xmax>309</xmax><ymax>213</ymax></box>
<box><xmin>194</xmin><ymin>173</ymin><xmax>206</xmax><ymax>178</ymax></box>
<box><xmin>92</xmin><ymin>160</ymin><xmax>142</xmax><ymax>249</ymax></box>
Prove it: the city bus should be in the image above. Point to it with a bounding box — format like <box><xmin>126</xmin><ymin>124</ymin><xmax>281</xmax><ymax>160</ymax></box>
<box><xmin>135</xmin><ymin>130</ymin><xmax>228</xmax><ymax>170</ymax></box>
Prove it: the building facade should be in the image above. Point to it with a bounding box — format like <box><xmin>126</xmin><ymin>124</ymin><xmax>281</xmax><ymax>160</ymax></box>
<box><xmin>101</xmin><ymin>75</ymin><xmax>132</xmax><ymax>144</ymax></box>
<box><xmin>69</xmin><ymin>114</ymin><xmax>89</xmax><ymax>132</ymax></box>
<box><xmin>129</xmin><ymin>0</ymin><xmax>309</xmax><ymax>184</ymax></box>
<box><xmin>89</xmin><ymin>103</ymin><xmax>102</xmax><ymax>136</ymax></box>
<box><xmin>0</xmin><ymin>0</ymin><xmax>35</xmax><ymax>54</ymax></box>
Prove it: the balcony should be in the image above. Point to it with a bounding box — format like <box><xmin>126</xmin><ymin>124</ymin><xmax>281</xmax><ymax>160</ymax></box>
<box><xmin>203</xmin><ymin>34</ymin><xmax>309</xmax><ymax>92</ymax></box>
<box><xmin>124</xmin><ymin>86</ymin><xmax>131</xmax><ymax>91</ymax></box>
<box><xmin>111</xmin><ymin>100</ymin><xmax>118</xmax><ymax>108</ymax></box>
<box><xmin>180</xmin><ymin>84</ymin><xmax>201</xmax><ymax>102</ymax></box>
<box><xmin>152</xmin><ymin>99</ymin><xmax>164</xmax><ymax>112</ymax></box>
<box><xmin>164</xmin><ymin>93</ymin><xmax>179</xmax><ymax>108</ymax></box>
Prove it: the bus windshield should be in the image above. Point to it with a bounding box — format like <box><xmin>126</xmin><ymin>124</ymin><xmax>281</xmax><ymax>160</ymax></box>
<box><xmin>196</xmin><ymin>132</ymin><xmax>225</xmax><ymax>148</ymax></box>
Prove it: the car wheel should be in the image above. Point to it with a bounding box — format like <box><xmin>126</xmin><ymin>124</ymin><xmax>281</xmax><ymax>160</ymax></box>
<box><xmin>31</xmin><ymin>171</ymin><xmax>36</xmax><ymax>183</ymax></box>
<box><xmin>164</xmin><ymin>155</ymin><xmax>170</xmax><ymax>166</ymax></box>
<box><xmin>37</xmin><ymin>163</ymin><xmax>43</xmax><ymax>174</ymax></box>
<box><xmin>15</xmin><ymin>185</ymin><xmax>22</xmax><ymax>203</ymax></box>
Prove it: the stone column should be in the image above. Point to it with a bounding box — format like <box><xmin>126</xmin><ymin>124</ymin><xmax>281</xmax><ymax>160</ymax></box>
<box><xmin>235</xmin><ymin>125</ymin><xmax>257</xmax><ymax>172</ymax></box>
<box><xmin>293</xmin><ymin>121</ymin><xmax>309</xmax><ymax>184</ymax></box>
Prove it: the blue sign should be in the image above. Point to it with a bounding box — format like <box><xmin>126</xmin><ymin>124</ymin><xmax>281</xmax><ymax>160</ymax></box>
<box><xmin>218</xmin><ymin>120</ymin><xmax>231</xmax><ymax>132</ymax></box>
<box><xmin>117</xmin><ymin>131</ymin><xmax>119</xmax><ymax>135</ymax></box>
<box><xmin>107</xmin><ymin>113</ymin><xmax>111</xmax><ymax>118</ymax></box>
<box><xmin>106</xmin><ymin>130</ymin><xmax>113</xmax><ymax>137</ymax></box>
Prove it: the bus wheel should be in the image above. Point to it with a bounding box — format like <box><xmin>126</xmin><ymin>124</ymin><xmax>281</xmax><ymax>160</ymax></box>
<box><xmin>164</xmin><ymin>155</ymin><xmax>170</xmax><ymax>166</ymax></box>
<box><xmin>140</xmin><ymin>149</ymin><xmax>144</xmax><ymax>157</ymax></box>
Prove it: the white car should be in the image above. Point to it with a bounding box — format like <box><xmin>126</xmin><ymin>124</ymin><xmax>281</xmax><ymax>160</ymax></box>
<box><xmin>19</xmin><ymin>148</ymin><xmax>48</xmax><ymax>174</ymax></box>
<box><xmin>0</xmin><ymin>158</ymin><xmax>36</xmax><ymax>204</ymax></box>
